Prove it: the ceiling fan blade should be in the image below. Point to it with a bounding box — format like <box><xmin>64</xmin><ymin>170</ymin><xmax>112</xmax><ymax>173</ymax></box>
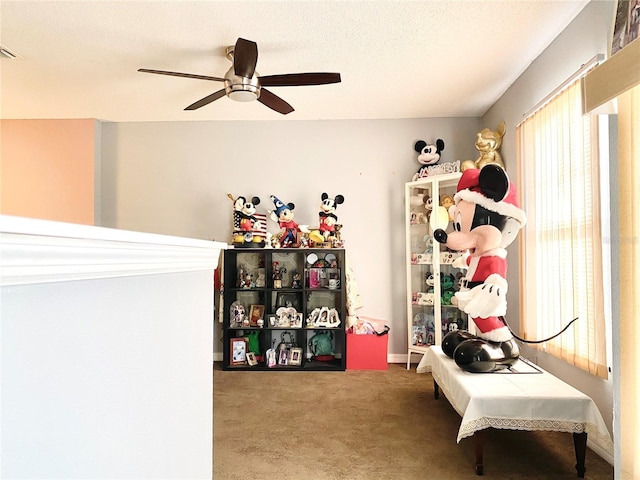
<box><xmin>138</xmin><ymin>68</ymin><xmax>225</xmax><ymax>82</ymax></box>
<box><xmin>233</xmin><ymin>38</ymin><xmax>258</xmax><ymax>78</ymax></box>
<box><xmin>259</xmin><ymin>72</ymin><xmax>341</xmax><ymax>87</ymax></box>
<box><xmin>258</xmin><ymin>88</ymin><xmax>294</xmax><ymax>115</ymax></box>
<box><xmin>184</xmin><ymin>89</ymin><xmax>227</xmax><ymax>110</ymax></box>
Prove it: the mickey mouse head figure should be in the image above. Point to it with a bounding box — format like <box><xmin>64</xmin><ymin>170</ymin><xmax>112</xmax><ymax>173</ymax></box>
<box><xmin>433</xmin><ymin>164</ymin><xmax>526</xmax><ymax>373</ymax></box>
<box><xmin>413</xmin><ymin>139</ymin><xmax>445</xmax><ymax>181</ymax></box>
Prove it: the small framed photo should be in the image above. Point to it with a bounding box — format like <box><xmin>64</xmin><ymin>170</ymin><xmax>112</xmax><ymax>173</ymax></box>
<box><xmin>246</xmin><ymin>351</ymin><xmax>258</xmax><ymax>366</ymax></box>
<box><xmin>288</xmin><ymin>347</ymin><xmax>303</xmax><ymax>366</ymax></box>
<box><xmin>249</xmin><ymin>304</ymin><xmax>265</xmax><ymax>327</ymax></box>
<box><xmin>278</xmin><ymin>349</ymin><xmax>289</xmax><ymax>366</ymax></box>
<box><xmin>267</xmin><ymin>314</ymin><xmax>278</xmax><ymax>328</ymax></box>
<box><xmin>230</xmin><ymin>337</ymin><xmax>248</xmax><ymax>366</ymax></box>
<box><xmin>291</xmin><ymin>312</ymin><xmax>303</xmax><ymax>329</ymax></box>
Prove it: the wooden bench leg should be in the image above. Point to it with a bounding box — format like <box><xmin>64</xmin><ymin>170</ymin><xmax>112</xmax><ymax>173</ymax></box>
<box><xmin>573</xmin><ymin>432</ymin><xmax>587</xmax><ymax>478</ymax></box>
<box><xmin>434</xmin><ymin>380</ymin><xmax>440</xmax><ymax>399</ymax></box>
<box><xmin>474</xmin><ymin>430</ymin><xmax>485</xmax><ymax>475</ymax></box>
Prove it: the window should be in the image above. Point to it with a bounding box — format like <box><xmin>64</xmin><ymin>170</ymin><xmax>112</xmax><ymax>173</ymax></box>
<box><xmin>517</xmin><ymin>72</ymin><xmax>608</xmax><ymax>378</ymax></box>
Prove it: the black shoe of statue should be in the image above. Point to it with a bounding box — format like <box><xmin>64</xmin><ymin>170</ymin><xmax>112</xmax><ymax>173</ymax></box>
<box><xmin>442</xmin><ymin>330</ymin><xmax>477</xmax><ymax>358</ymax></box>
<box><xmin>453</xmin><ymin>338</ymin><xmax>520</xmax><ymax>373</ymax></box>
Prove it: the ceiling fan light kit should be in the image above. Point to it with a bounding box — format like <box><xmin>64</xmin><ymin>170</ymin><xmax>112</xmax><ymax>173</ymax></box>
<box><xmin>138</xmin><ymin>37</ymin><xmax>341</xmax><ymax>115</ymax></box>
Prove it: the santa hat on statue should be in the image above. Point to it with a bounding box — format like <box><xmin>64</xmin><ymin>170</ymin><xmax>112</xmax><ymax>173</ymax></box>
<box><xmin>454</xmin><ymin>165</ymin><xmax>527</xmax><ymax>248</ymax></box>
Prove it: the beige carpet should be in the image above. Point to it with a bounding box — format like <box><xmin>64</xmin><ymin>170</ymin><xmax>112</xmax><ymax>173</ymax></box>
<box><xmin>213</xmin><ymin>363</ymin><xmax>613</xmax><ymax>480</ymax></box>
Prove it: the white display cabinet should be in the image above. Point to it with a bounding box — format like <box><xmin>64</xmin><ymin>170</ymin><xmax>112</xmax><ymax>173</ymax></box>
<box><xmin>404</xmin><ymin>173</ymin><xmax>471</xmax><ymax>370</ymax></box>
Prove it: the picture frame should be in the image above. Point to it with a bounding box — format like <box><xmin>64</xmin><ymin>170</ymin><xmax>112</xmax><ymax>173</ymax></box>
<box><xmin>276</xmin><ymin>292</ymin><xmax>300</xmax><ymax>310</ymax></box>
<box><xmin>288</xmin><ymin>347</ymin><xmax>303</xmax><ymax>366</ymax></box>
<box><xmin>610</xmin><ymin>0</ymin><xmax>640</xmax><ymax>56</ymax></box>
<box><xmin>278</xmin><ymin>349</ymin><xmax>289</xmax><ymax>366</ymax></box>
<box><xmin>267</xmin><ymin>314</ymin><xmax>278</xmax><ymax>327</ymax></box>
<box><xmin>246</xmin><ymin>351</ymin><xmax>258</xmax><ymax>366</ymax></box>
<box><xmin>248</xmin><ymin>304</ymin><xmax>265</xmax><ymax>327</ymax></box>
<box><xmin>292</xmin><ymin>312</ymin><xmax>303</xmax><ymax>329</ymax></box>
<box><xmin>230</xmin><ymin>337</ymin><xmax>248</xmax><ymax>366</ymax></box>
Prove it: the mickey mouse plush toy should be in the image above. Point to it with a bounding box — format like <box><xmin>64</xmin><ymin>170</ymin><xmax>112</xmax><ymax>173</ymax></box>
<box><xmin>413</xmin><ymin>138</ymin><xmax>445</xmax><ymax>181</ymax></box>
<box><xmin>269</xmin><ymin>195</ymin><xmax>309</xmax><ymax>248</ymax></box>
<box><xmin>433</xmin><ymin>164</ymin><xmax>526</xmax><ymax>373</ymax></box>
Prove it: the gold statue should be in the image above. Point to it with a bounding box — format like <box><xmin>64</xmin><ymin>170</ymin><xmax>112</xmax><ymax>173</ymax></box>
<box><xmin>461</xmin><ymin>121</ymin><xmax>507</xmax><ymax>171</ymax></box>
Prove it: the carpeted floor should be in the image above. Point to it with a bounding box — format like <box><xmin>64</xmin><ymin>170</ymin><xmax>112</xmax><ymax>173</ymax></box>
<box><xmin>213</xmin><ymin>363</ymin><xmax>613</xmax><ymax>480</ymax></box>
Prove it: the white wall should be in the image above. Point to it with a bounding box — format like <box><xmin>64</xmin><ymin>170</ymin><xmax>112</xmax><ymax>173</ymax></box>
<box><xmin>101</xmin><ymin>118</ymin><xmax>479</xmax><ymax>357</ymax></box>
<box><xmin>1</xmin><ymin>216</ymin><xmax>223</xmax><ymax>479</ymax></box>
<box><xmin>482</xmin><ymin>0</ymin><xmax>615</xmax><ymax>458</ymax></box>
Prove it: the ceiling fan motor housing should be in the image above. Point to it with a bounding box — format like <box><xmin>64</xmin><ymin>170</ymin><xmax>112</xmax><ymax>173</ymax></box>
<box><xmin>224</xmin><ymin>44</ymin><xmax>260</xmax><ymax>102</ymax></box>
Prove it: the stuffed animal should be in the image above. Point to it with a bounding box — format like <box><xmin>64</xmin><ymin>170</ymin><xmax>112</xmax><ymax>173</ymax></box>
<box><xmin>413</xmin><ymin>139</ymin><xmax>445</xmax><ymax>180</ymax></box>
<box><xmin>268</xmin><ymin>195</ymin><xmax>309</xmax><ymax>247</ymax></box>
<box><xmin>433</xmin><ymin>164</ymin><xmax>526</xmax><ymax>372</ymax></box>
<box><xmin>310</xmin><ymin>192</ymin><xmax>345</xmax><ymax>243</ymax></box>
<box><xmin>228</xmin><ymin>194</ymin><xmax>266</xmax><ymax>247</ymax></box>
<box><xmin>461</xmin><ymin>122</ymin><xmax>507</xmax><ymax>172</ymax></box>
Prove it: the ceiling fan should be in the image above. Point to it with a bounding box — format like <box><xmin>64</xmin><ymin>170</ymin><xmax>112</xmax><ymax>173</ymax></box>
<box><xmin>138</xmin><ymin>37</ymin><xmax>341</xmax><ymax>115</ymax></box>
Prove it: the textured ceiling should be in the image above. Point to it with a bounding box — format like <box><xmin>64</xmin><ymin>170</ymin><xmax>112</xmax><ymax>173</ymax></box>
<box><xmin>0</xmin><ymin>0</ymin><xmax>589</xmax><ymax>122</ymax></box>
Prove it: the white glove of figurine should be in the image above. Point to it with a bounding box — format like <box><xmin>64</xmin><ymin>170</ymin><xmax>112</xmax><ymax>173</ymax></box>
<box><xmin>454</xmin><ymin>274</ymin><xmax>508</xmax><ymax>318</ymax></box>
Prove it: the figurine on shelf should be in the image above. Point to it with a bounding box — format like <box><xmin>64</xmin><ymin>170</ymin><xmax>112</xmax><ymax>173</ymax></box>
<box><xmin>242</xmin><ymin>272</ymin><xmax>254</xmax><ymax>289</ymax></box>
<box><xmin>272</xmin><ymin>261</ymin><xmax>287</xmax><ymax>289</ymax></box>
<box><xmin>440</xmin><ymin>273</ymin><xmax>456</xmax><ymax>305</ymax></box>
<box><xmin>230</xmin><ymin>301</ymin><xmax>246</xmax><ymax>328</ymax></box>
<box><xmin>228</xmin><ymin>194</ymin><xmax>266</xmax><ymax>248</ymax></box>
<box><xmin>268</xmin><ymin>195</ymin><xmax>309</xmax><ymax>248</ymax></box>
<box><xmin>309</xmin><ymin>330</ymin><xmax>334</xmax><ymax>360</ymax></box>
<box><xmin>460</xmin><ymin>122</ymin><xmax>507</xmax><ymax>172</ymax></box>
<box><xmin>291</xmin><ymin>270</ymin><xmax>302</xmax><ymax>289</ymax></box>
<box><xmin>310</xmin><ymin>193</ymin><xmax>345</xmax><ymax>244</ymax></box>
<box><xmin>237</xmin><ymin>265</ymin><xmax>245</xmax><ymax>288</ymax></box>
<box><xmin>255</xmin><ymin>269</ymin><xmax>266</xmax><ymax>288</ymax></box>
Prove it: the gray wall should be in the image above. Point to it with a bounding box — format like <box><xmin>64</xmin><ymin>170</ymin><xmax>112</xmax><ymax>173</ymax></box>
<box><xmin>101</xmin><ymin>118</ymin><xmax>480</xmax><ymax>358</ymax></box>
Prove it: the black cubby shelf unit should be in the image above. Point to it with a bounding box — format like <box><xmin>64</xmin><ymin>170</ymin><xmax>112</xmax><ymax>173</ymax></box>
<box><xmin>222</xmin><ymin>248</ymin><xmax>347</xmax><ymax>371</ymax></box>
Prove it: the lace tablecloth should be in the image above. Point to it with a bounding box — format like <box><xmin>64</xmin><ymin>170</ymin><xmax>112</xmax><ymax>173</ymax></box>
<box><xmin>426</xmin><ymin>346</ymin><xmax>613</xmax><ymax>451</ymax></box>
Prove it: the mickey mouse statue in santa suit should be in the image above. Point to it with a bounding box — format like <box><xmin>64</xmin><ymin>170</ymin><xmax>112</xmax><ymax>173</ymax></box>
<box><xmin>433</xmin><ymin>164</ymin><xmax>527</xmax><ymax>373</ymax></box>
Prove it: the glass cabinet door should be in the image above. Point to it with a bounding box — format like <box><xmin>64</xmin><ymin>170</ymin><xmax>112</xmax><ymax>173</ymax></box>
<box><xmin>405</xmin><ymin>173</ymin><xmax>469</xmax><ymax>368</ymax></box>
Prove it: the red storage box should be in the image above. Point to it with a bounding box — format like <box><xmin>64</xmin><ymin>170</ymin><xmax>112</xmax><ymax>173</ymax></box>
<box><xmin>346</xmin><ymin>333</ymin><xmax>388</xmax><ymax>370</ymax></box>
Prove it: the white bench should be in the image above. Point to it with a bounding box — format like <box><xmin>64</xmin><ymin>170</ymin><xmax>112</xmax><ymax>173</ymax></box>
<box><xmin>426</xmin><ymin>346</ymin><xmax>612</xmax><ymax>477</ymax></box>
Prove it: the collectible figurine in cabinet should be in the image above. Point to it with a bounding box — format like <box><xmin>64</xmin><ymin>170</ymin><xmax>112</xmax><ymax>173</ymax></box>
<box><xmin>272</xmin><ymin>261</ymin><xmax>286</xmax><ymax>289</ymax></box>
<box><xmin>230</xmin><ymin>301</ymin><xmax>246</xmax><ymax>328</ymax></box>
<box><xmin>309</xmin><ymin>331</ymin><xmax>334</xmax><ymax>358</ymax></box>
<box><xmin>255</xmin><ymin>269</ymin><xmax>266</xmax><ymax>288</ymax></box>
<box><xmin>291</xmin><ymin>270</ymin><xmax>302</xmax><ymax>289</ymax></box>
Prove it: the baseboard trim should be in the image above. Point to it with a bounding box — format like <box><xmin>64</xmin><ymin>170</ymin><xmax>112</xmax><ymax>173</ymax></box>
<box><xmin>588</xmin><ymin>437</ymin><xmax>614</xmax><ymax>465</ymax></box>
<box><xmin>213</xmin><ymin>353</ymin><xmax>418</xmax><ymax>366</ymax></box>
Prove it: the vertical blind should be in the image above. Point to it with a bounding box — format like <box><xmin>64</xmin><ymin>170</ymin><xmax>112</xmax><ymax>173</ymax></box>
<box><xmin>618</xmin><ymin>84</ymin><xmax>640</xmax><ymax>479</ymax></box>
<box><xmin>517</xmin><ymin>78</ymin><xmax>608</xmax><ymax>378</ymax></box>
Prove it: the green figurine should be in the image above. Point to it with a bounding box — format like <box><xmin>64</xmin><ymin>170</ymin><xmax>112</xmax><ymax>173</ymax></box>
<box><xmin>309</xmin><ymin>331</ymin><xmax>334</xmax><ymax>357</ymax></box>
